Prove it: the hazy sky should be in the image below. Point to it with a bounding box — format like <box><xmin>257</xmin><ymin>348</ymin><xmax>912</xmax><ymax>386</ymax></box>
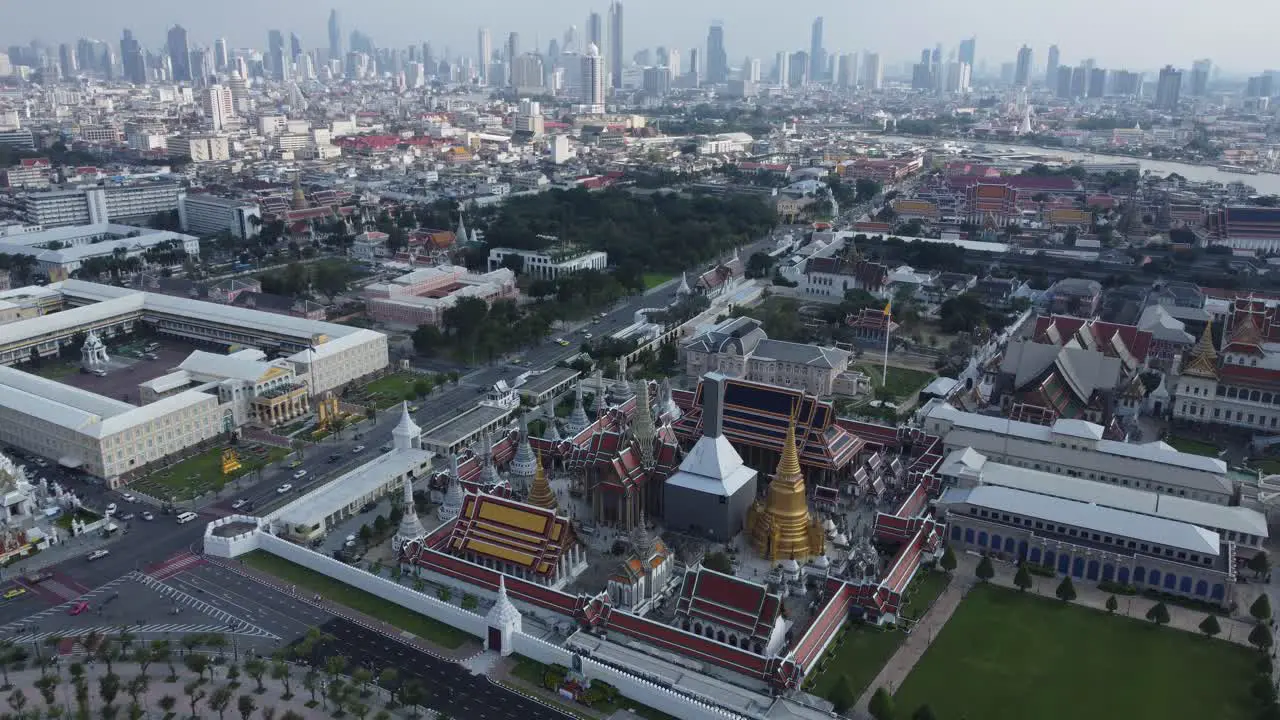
<box><xmin>3</xmin><ymin>0</ymin><xmax>1275</xmax><ymax>73</ymax></box>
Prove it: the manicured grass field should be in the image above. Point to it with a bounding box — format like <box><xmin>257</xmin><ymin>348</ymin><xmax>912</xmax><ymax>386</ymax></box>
<box><xmin>856</xmin><ymin>363</ymin><xmax>937</xmax><ymax>402</ymax></box>
<box><xmin>806</xmin><ymin>624</ymin><xmax>905</xmax><ymax>702</ymax></box>
<box><xmin>130</xmin><ymin>445</ymin><xmax>289</xmax><ymax>501</ymax></box>
<box><xmin>240</xmin><ymin>550</ymin><xmax>473</xmax><ymax>650</ymax></box>
<box><xmin>358</xmin><ymin>373</ymin><xmax>423</xmax><ymax>409</ymax></box>
<box><xmin>894</xmin><ymin>584</ymin><xmax>1257</xmax><ymax>720</ymax></box>
<box><xmin>29</xmin><ymin>360</ymin><xmax>81</xmax><ymax>380</ymax></box>
<box><xmin>898</xmin><ymin>570</ymin><xmax>951</xmax><ymax>621</ymax></box>
<box><xmin>1165</xmin><ymin>435</ymin><xmax>1222</xmax><ymax>458</ymax></box>
<box><xmin>642</xmin><ymin>273</ymin><xmax>675</xmax><ymax>290</ymax></box>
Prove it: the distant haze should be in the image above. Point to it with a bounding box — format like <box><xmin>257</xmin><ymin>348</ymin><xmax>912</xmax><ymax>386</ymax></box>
<box><xmin>3</xmin><ymin>0</ymin><xmax>1274</xmax><ymax>74</ymax></box>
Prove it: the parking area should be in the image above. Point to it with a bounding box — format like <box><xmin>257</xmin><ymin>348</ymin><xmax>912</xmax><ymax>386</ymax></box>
<box><xmin>52</xmin><ymin>339</ymin><xmax>195</xmax><ymax>406</ymax></box>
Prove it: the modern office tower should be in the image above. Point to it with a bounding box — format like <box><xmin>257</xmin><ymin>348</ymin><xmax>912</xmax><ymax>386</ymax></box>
<box><xmin>687</xmin><ymin>48</ymin><xmax>701</xmax><ymax>84</ymax></box>
<box><xmin>608</xmin><ymin>1</ymin><xmax>623</xmax><ymax>89</ymax></box>
<box><xmin>809</xmin><ymin>17</ymin><xmax>825</xmax><ymax>83</ymax></box>
<box><xmin>121</xmin><ymin>30</ymin><xmax>145</xmax><ymax>84</ymax></box>
<box><xmin>328</xmin><ymin>9</ymin><xmax>342</xmax><ymax>61</ymax></box>
<box><xmin>911</xmin><ymin>61</ymin><xmax>931</xmax><ymax>91</ymax></box>
<box><xmin>667</xmin><ymin>48</ymin><xmax>680</xmax><ymax>78</ymax></box>
<box><xmin>511</xmin><ymin>53</ymin><xmax>544</xmax><ymax>90</ymax></box>
<box><xmin>945</xmin><ymin>61</ymin><xmax>971</xmax><ymax>93</ymax></box>
<box><xmin>298</xmin><ymin>54</ymin><xmax>316</xmax><ymax>81</ymax></box>
<box><xmin>1087</xmin><ymin>67</ymin><xmax>1107</xmax><ymax>98</ymax></box>
<box><xmin>290</xmin><ymin>33</ymin><xmax>303</xmax><ymax>64</ymax></box>
<box><xmin>1110</xmin><ymin>70</ymin><xmax>1143</xmax><ymax>97</ymax></box>
<box><xmin>587</xmin><ymin>12</ymin><xmax>603</xmax><ymax>52</ymax></box>
<box><xmin>213</xmin><ymin>38</ymin><xmax>229</xmax><ymax>72</ymax></box>
<box><xmin>642</xmin><ymin>65</ymin><xmax>670</xmax><ymax>96</ymax></box>
<box><xmin>1189</xmin><ymin>59</ymin><xmax>1211</xmax><ymax>96</ymax></box>
<box><xmin>168</xmin><ymin>25</ymin><xmax>191</xmax><ymax>82</ymax></box>
<box><xmin>835</xmin><ymin>53</ymin><xmax>856</xmax><ymax>89</ymax></box>
<box><xmin>1070</xmin><ymin>65</ymin><xmax>1087</xmax><ymax>97</ymax></box>
<box><xmin>747</xmin><ymin>57</ymin><xmax>761</xmax><ymax>83</ymax></box>
<box><xmin>707</xmin><ymin>24</ymin><xmax>728</xmax><ymax>83</ymax></box>
<box><xmin>564</xmin><ymin>25</ymin><xmax>577</xmax><ymax>54</ymax></box>
<box><xmin>1014</xmin><ymin>44</ymin><xmax>1032</xmax><ymax>87</ymax></box>
<box><xmin>203</xmin><ymin>84</ymin><xmax>234</xmax><ymax>131</ymax></box>
<box><xmin>1055</xmin><ymin>65</ymin><xmax>1072</xmax><ymax>98</ymax></box>
<box><xmin>1155</xmin><ymin>65</ymin><xmax>1182</xmax><ymax>110</ymax></box>
<box><xmin>581</xmin><ymin>43</ymin><xmax>604</xmax><ymax>111</ymax></box>
<box><xmin>190</xmin><ymin>47</ymin><xmax>213</xmax><ymax>86</ymax></box>
<box><xmin>58</xmin><ymin>43</ymin><xmax>76</xmax><ymax>80</ymax></box>
<box><xmin>1247</xmin><ymin>74</ymin><xmax>1274</xmax><ymax>98</ymax></box>
<box><xmin>477</xmin><ymin>27</ymin><xmax>491</xmax><ymax>85</ymax></box>
<box><xmin>1045</xmin><ymin>44</ymin><xmax>1059</xmax><ymax>86</ymax></box>
<box><xmin>775</xmin><ymin>51</ymin><xmax>790</xmax><ymax>87</ymax></box>
<box><xmin>506</xmin><ymin>32</ymin><xmax>520</xmax><ymax>85</ymax></box>
<box><xmin>958</xmin><ymin>36</ymin><xmax>976</xmax><ymax>67</ymax></box>
<box><xmin>788</xmin><ymin>51</ymin><xmax>808</xmax><ymax>87</ymax></box>
<box><xmin>864</xmin><ymin>52</ymin><xmax>882</xmax><ymax>90</ymax></box>
<box><xmin>268</xmin><ymin>30</ymin><xmax>289</xmax><ymax>82</ymax></box>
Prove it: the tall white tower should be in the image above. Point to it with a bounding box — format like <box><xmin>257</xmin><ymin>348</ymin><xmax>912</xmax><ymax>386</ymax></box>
<box><xmin>477</xmin><ymin>28</ymin><xmax>492</xmax><ymax>86</ymax></box>
<box><xmin>581</xmin><ymin>43</ymin><xmax>605</xmax><ymax>113</ymax></box>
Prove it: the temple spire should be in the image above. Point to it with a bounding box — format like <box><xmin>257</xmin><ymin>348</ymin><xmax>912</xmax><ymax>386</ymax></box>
<box><xmin>1181</xmin><ymin>320</ymin><xmax>1219</xmax><ymax>379</ymax></box>
<box><xmin>778</xmin><ymin>415</ymin><xmax>803</xmax><ymax>479</ymax></box>
<box><xmin>632</xmin><ymin>379</ymin><xmax>656</xmax><ymax>469</ymax></box>
<box><xmin>438</xmin><ymin>454</ymin><xmax>465</xmax><ymax>521</ymax></box>
<box><xmin>393</xmin><ymin>473</ymin><xmax>426</xmax><ymax>550</ymax></box>
<box><xmin>527</xmin><ymin>451</ymin><xmax>557</xmax><ymax>510</ymax></box>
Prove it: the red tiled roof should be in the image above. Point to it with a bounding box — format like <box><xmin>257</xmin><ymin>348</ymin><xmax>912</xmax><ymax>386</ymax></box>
<box><xmin>675</xmin><ymin>568</ymin><xmax>780</xmax><ymax>642</ymax></box>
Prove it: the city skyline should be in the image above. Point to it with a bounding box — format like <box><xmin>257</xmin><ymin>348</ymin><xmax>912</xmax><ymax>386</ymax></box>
<box><xmin>2</xmin><ymin>0</ymin><xmax>1277</xmax><ymax>74</ymax></box>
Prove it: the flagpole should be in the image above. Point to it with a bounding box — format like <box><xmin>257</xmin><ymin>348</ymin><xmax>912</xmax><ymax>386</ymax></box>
<box><xmin>882</xmin><ymin>301</ymin><xmax>891</xmax><ymax>386</ymax></box>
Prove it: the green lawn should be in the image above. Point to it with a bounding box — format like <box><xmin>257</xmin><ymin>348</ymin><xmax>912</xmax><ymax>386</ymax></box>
<box><xmin>130</xmin><ymin>445</ymin><xmax>289</xmax><ymax>501</ymax></box>
<box><xmin>855</xmin><ymin>363</ymin><xmax>936</xmax><ymax>402</ymax></box>
<box><xmin>29</xmin><ymin>359</ymin><xmax>81</xmax><ymax>380</ymax></box>
<box><xmin>240</xmin><ymin>550</ymin><xmax>473</xmax><ymax>650</ymax></box>
<box><xmin>806</xmin><ymin>624</ymin><xmax>906</xmax><ymax>703</ymax></box>
<box><xmin>1165</xmin><ymin>436</ymin><xmax>1222</xmax><ymax>458</ymax></box>
<box><xmin>894</xmin><ymin>584</ymin><xmax>1257</xmax><ymax>720</ymax></box>
<box><xmin>642</xmin><ymin>273</ymin><xmax>675</xmax><ymax>290</ymax></box>
<box><xmin>898</xmin><ymin>570</ymin><xmax>951</xmax><ymax>621</ymax></box>
<box><xmin>358</xmin><ymin>373</ymin><xmax>426</xmax><ymax>409</ymax></box>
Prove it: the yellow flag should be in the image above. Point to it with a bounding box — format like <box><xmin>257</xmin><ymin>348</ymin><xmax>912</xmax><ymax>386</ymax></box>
<box><xmin>883</xmin><ymin>299</ymin><xmax>892</xmax><ymax>316</ymax></box>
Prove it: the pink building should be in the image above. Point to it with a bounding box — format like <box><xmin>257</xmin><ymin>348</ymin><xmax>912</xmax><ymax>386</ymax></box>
<box><xmin>363</xmin><ymin>265</ymin><xmax>517</xmax><ymax>327</ymax></box>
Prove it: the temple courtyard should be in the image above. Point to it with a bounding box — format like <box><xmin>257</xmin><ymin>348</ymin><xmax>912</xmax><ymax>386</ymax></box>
<box><xmin>892</xmin><ymin>583</ymin><xmax>1258</xmax><ymax>720</ymax></box>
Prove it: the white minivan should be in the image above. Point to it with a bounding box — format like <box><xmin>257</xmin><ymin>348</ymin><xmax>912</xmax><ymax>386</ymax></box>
<box><xmin>176</xmin><ymin>511</ymin><xmax>198</xmax><ymax>524</ymax></box>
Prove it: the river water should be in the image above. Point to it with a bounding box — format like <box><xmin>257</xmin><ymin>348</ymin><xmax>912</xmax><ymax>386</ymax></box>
<box><xmin>878</xmin><ymin>135</ymin><xmax>1280</xmax><ymax>195</ymax></box>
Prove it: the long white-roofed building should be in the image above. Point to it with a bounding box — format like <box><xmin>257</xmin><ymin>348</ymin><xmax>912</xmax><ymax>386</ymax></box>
<box><xmin>936</xmin><ymin>483</ymin><xmax>1238</xmax><ymax>606</ymax></box>
<box><xmin>919</xmin><ymin>399</ymin><xmax>1233</xmax><ymax>504</ymax></box>
<box><xmin>0</xmin><ymin>279</ymin><xmax>389</xmax><ymax>485</ymax></box>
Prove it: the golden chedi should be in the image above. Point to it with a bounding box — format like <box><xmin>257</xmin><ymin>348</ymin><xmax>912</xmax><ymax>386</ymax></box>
<box><xmin>527</xmin><ymin>451</ymin><xmax>558</xmax><ymax>511</ymax></box>
<box><xmin>747</xmin><ymin>418</ymin><xmax>825</xmax><ymax>561</ymax></box>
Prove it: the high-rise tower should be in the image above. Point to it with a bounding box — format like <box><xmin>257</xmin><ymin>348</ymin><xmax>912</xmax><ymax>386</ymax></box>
<box><xmin>607</xmin><ymin>1</ymin><xmax>624</xmax><ymax>89</ymax></box>
<box><xmin>328</xmin><ymin>9</ymin><xmax>342</xmax><ymax>61</ymax></box>
<box><xmin>582</xmin><ymin>43</ymin><xmax>605</xmax><ymax>112</ymax></box>
<box><xmin>809</xmin><ymin>17</ymin><xmax>825</xmax><ymax>83</ymax></box>
<box><xmin>121</xmin><ymin>30</ymin><xmax>145</xmax><ymax>84</ymax></box>
<box><xmin>1045</xmin><ymin>44</ymin><xmax>1060</xmax><ymax>87</ymax></box>
<box><xmin>167</xmin><ymin>25</ymin><xmax>191</xmax><ymax>82</ymax></box>
<box><xmin>477</xmin><ymin>27</ymin><xmax>492</xmax><ymax>85</ymax></box>
<box><xmin>1014</xmin><ymin>44</ymin><xmax>1032</xmax><ymax>87</ymax></box>
<box><xmin>706</xmin><ymin>24</ymin><xmax>727</xmax><ymax>84</ymax></box>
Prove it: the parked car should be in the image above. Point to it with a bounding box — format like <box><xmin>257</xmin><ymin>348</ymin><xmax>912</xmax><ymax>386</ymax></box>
<box><xmin>120</xmin><ymin>493</ymin><xmax>136</xmax><ymax>502</ymax></box>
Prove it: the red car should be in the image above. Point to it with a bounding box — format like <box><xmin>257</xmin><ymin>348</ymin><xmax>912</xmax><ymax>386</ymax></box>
<box><xmin>68</xmin><ymin>601</ymin><xmax>89</xmax><ymax>616</ymax></box>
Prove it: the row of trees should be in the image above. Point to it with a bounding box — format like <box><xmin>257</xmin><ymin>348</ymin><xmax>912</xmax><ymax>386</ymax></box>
<box><xmin>257</xmin><ymin>259</ymin><xmax>359</xmax><ymax>303</ymax></box>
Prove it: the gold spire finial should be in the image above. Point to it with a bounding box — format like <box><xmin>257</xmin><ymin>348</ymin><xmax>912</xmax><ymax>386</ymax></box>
<box><xmin>778</xmin><ymin>416</ymin><xmax>803</xmax><ymax>479</ymax></box>
<box><xmin>1182</xmin><ymin>320</ymin><xmax>1218</xmax><ymax>378</ymax></box>
<box><xmin>528</xmin><ymin>450</ymin><xmax>557</xmax><ymax>510</ymax></box>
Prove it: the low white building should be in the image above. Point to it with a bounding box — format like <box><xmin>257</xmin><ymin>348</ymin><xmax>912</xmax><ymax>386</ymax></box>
<box><xmin>487</xmin><ymin>247</ymin><xmax>607</xmax><ymax>280</ymax></box>
<box><xmin>0</xmin><ymin>223</ymin><xmax>200</xmax><ymax>278</ymax></box>
<box><xmin>140</xmin><ymin>348</ymin><xmax>310</xmax><ymax>428</ymax></box>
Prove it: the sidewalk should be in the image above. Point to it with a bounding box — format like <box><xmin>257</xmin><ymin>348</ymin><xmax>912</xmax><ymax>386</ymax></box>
<box><xmin>855</xmin><ymin>575</ymin><xmax>974</xmax><ymax>712</ymax></box>
<box><xmin>210</xmin><ymin>557</ymin><xmax>480</xmax><ymax>662</ymax></box>
<box><xmin>954</xmin><ymin>553</ymin><xmax>1257</xmax><ymax>647</ymax></box>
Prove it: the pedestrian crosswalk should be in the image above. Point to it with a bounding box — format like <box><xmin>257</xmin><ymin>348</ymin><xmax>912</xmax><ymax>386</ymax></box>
<box><xmin>8</xmin><ymin>623</ymin><xmax>274</xmax><ymax>644</ymax></box>
<box><xmin>129</xmin><ymin>571</ymin><xmax>278</xmax><ymax>640</ymax></box>
<box><xmin>147</xmin><ymin>552</ymin><xmax>205</xmax><ymax>581</ymax></box>
<box><xmin>0</xmin><ymin>574</ymin><xmax>133</xmax><ymax>635</ymax></box>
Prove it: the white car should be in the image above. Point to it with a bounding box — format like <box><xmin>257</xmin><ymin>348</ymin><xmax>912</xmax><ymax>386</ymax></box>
<box><xmin>276</xmin><ymin>483</ymin><xmax>293</xmax><ymax>494</ymax></box>
<box><xmin>141</xmin><ymin>511</ymin><xmax>154</xmax><ymax>521</ymax></box>
<box><xmin>105</xmin><ymin>503</ymin><xmax>117</xmax><ymax>515</ymax></box>
<box><xmin>86</xmin><ymin>549</ymin><xmax>109</xmax><ymax>561</ymax></box>
<box><xmin>292</xmin><ymin>469</ymin><xmax>308</xmax><ymax>480</ymax></box>
<box><xmin>352</xmin><ymin>445</ymin><xmax>366</xmax><ymax>454</ymax></box>
<box><xmin>121</xmin><ymin>493</ymin><xmax>136</xmax><ymax>502</ymax></box>
<box><xmin>231</xmin><ymin>499</ymin><xmax>248</xmax><ymax>510</ymax></box>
